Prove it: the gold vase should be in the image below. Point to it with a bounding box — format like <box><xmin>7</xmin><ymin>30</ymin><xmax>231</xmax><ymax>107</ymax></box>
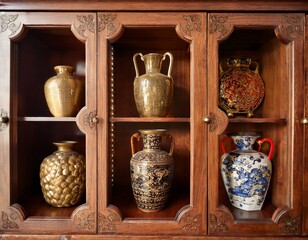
<box><xmin>40</xmin><ymin>141</ymin><xmax>86</xmax><ymax>207</ymax></box>
<box><xmin>133</xmin><ymin>52</ymin><xmax>174</xmax><ymax>117</ymax></box>
<box><xmin>44</xmin><ymin>65</ymin><xmax>84</xmax><ymax>117</ymax></box>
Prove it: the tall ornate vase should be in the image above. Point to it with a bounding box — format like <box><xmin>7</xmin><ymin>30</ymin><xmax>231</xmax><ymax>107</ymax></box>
<box><xmin>221</xmin><ymin>132</ymin><xmax>274</xmax><ymax>211</ymax></box>
<box><xmin>44</xmin><ymin>65</ymin><xmax>84</xmax><ymax>117</ymax></box>
<box><xmin>133</xmin><ymin>52</ymin><xmax>174</xmax><ymax>117</ymax></box>
<box><xmin>130</xmin><ymin>129</ymin><xmax>174</xmax><ymax>212</ymax></box>
<box><xmin>40</xmin><ymin>141</ymin><xmax>86</xmax><ymax>207</ymax></box>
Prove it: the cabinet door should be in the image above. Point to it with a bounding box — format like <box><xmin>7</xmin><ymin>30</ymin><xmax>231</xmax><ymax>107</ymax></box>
<box><xmin>304</xmin><ymin>14</ymin><xmax>308</xmax><ymax>237</ymax></box>
<box><xmin>97</xmin><ymin>12</ymin><xmax>207</xmax><ymax>235</ymax></box>
<box><xmin>207</xmin><ymin>13</ymin><xmax>304</xmax><ymax>235</ymax></box>
<box><xmin>0</xmin><ymin>12</ymin><xmax>97</xmax><ymax>233</ymax></box>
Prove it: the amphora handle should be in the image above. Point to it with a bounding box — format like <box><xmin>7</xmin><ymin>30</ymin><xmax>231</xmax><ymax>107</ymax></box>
<box><xmin>257</xmin><ymin>138</ymin><xmax>274</xmax><ymax>160</ymax></box>
<box><xmin>162</xmin><ymin>52</ymin><xmax>173</xmax><ymax>78</ymax></box>
<box><xmin>130</xmin><ymin>133</ymin><xmax>141</xmax><ymax>156</ymax></box>
<box><xmin>133</xmin><ymin>53</ymin><xmax>143</xmax><ymax>77</ymax></box>
<box><xmin>221</xmin><ymin>136</ymin><xmax>235</xmax><ymax>154</ymax></box>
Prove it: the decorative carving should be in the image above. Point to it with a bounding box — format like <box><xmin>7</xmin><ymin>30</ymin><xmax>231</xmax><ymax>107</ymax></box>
<box><xmin>73</xmin><ymin>211</ymin><xmax>95</xmax><ymax>230</ymax></box>
<box><xmin>0</xmin><ymin>14</ymin><xmax>20</xmax><ymax>35</ymax></box>
<box><xmin>209</xmin><ymin>15</ymin><xmax>229</xmax><ymax>37</ymax></box>
<box><xmin>83</xmin><ymin>110</ymin><xmax>98</xmax><ymax>129</ymax></box>
<box><xmin>1</xmin><ymin>210</ymin><xmax>20</xmax><ymax>229</ymax></box>
<box><xmin>284</xmin><ymin>15</ymin><xmax>304</xmax><ymax>38</ymax></box>
<box><xmin>98</xmin><ymin>212</ymin><xmax>120</xmax><ymax>232</ymax></box>
<box><xmin>182</xmin><ymin>15</ymin><xmax>202</xmax><ymax>36</ymax></box>
<box><xmin>209</xmin><ymin>212</ymin><xmax>231</xmax><ymax>232</ymax></box>
<box><xmin>74</xmin><ymin>15</ymin><xmax>95</xmax><ymax>37</ymax></box>
<box><xmin>281</xmin><ymin>214</ymin><xmax>301</xmax><ymax>234</ymax></box>
<box><xmin>98</xmin><ymin>14</ymin><xmax>118</xmax><ymax>37</ymax></box>
<box><xmin>181</xmin><ymin>213</ymin><xmax>201</xmax><ymax>232</ymax></box>
<box><xmin>209</xmin><ymin>112</ymin><xmax>220</xmax><ymax>132</ymax></box>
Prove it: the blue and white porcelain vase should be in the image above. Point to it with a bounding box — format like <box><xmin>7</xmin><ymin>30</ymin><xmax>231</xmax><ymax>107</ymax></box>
<box><xmin>221</xmin><ymin>132</ymin><xmax>274</xmax><ymax>211</ymax></box>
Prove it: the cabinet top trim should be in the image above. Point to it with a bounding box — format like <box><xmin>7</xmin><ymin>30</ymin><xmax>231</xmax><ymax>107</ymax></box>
<box><xmin>0</xmin><ymin>1</ymin><xmax>308</xmax><ymax>12</ymax></box>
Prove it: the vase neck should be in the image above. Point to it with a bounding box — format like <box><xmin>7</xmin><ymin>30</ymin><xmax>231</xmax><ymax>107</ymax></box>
<box><xmin>54</xmin><ymin>65</ymin><xmax>73</xmax><ymax>75</ymax></box>
<box><xmin>231</xmin><ymin>135</ymin><xmax>259</xmax><ymax>151</ymax></box>
<box><xmin>53</xmin><ymin>141</ymin><xmax>76</xmax><ymax>151</ymax></box>
<box><xmin>143</xmin><ymin>53</ymin><xmax>163</xmax><ymax>73</ymax></box>
<box><xmin>140</xmin><ymin>130</ymin><xmax>166</xmax><ymax>150</ymax></box>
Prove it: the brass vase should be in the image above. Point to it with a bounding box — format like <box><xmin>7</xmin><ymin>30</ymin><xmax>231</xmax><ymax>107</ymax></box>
<box><xmin>40</xmin><ymin>141</ymin><xmax>86</xmax><ymax>207</ymax></box>
<box><xmin>44</xmin><ymin>65</ymin><xmax>84</xmax><ymax>117</ymax></box>
<box><xmin>133</xmin><ymin>52</ymin><xmax>174</xmax><ymax>117</ymax></box>
<box><xmin>130</xmin><ymin>129</ymin><xmax>174</xmax><ymax>212</ymax></box>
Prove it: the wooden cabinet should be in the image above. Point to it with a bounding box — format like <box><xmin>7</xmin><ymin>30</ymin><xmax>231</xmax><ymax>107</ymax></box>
<box><xmin>0</xmin><ymin>1</ymin><xmax>307</xmax><ymax>239</ymax></box>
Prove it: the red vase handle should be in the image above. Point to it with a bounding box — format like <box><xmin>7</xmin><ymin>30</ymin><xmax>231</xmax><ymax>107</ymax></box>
<box><xmin>221</xmin><ymin>136</ymin><xmax>234</xmax><ymax>154</ymax></box>
<box><xmin>130</xmin><ymin>132</ymin><xmax>141</xmax><ymax>156</ymax></box>
<box><xmin>257</xmin><ymin>138</ymin><xmax>274</xmax><ymax>160</ymax></box>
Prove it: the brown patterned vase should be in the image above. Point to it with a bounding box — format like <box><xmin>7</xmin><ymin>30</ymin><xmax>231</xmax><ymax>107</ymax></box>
<box><xmin>40</xmin><ymin>141</ymin><xmax>86</xmax><ymax>207</ymax></box>
<box><xmin>130</xmin><ymin>129</ymin><xmax>174</xmax><ymax>212</ymax></box>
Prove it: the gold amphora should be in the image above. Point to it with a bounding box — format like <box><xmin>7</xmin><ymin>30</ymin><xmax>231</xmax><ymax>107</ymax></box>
<box><xmin>40</xmin><ymin>141</ymin><xmax>86</xmax><ymax>207</ymax></box>
<box><xmin>133</xmin><ymin>52</ymin><xmax>174</xmax><ymax>117</ymax></box>
<box><xmin>44</xmin><ymin>65</ymin><xmax>84</xmax><ymax>117</ymax></box>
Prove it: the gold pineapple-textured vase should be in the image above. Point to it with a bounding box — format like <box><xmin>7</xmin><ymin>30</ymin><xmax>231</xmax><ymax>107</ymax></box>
<box><xmin>130</xmin><ymin>129</ymin><xmax>174</xmax><ymax>212</ymax></box>
<box><xmin>133</xmin><ymin>52</ymin><xmax>174</xmax><ymax>117</ymax></box>
<box><xmin>40</xmin><ymin>141</ymin><xmax>86</xmax><ymax>207</ymax></box>
<box><xmin>44</xmin><ymin>65</ymin><xmax>84</xmax><ymax>117</ymax></box>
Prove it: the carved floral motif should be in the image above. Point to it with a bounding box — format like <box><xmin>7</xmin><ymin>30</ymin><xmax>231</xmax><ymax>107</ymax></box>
<box><xmin>98</xmin><ymin>212</ymin><xmax>120</xmax><ymax>232</ymax></box>
<box><xmin>0</xmin><ymin>14</ymin><xmax>20</xmax><ymax>35</ymax></box>
<box><xmin>1</xmin><ymin>210</ymin><xmax>19</xmax><ymax>229</ymax></box>
<box><xmin>209</xmin><ymin>15</ymin><xmax>229</xmax><ymax>37</ymax></box>
<box><xmin>284</xmin><ymin>15</ymin><xmax>304</xmax><ymax>38</ymax></box>
<box><xmin>98</xmin><ymin>14</ymin><xmax>118</xmax><ymax>37</ymax></box>
<box><xmin>281</xmin><ymin>214</ymin><xmax>301</xmax><ymax>234</ymax></box>
<box><xmin>209</xmin><ymin>212</ymin><xmax>231</xmax><ymax>232</ymax></box>
<box><xmin>74</xmin><ymin>15</ymin><xmax>95</xmax><ymax>37</ymax></box>
<box><xmin>209</xmin><ymin>112</ymin><xmax>220</xmax><ymax>132</ymax></box>
<box><xmin>182</xmin><ymin>15</ymin><xmax>202</xmax><ymax>36</ymax></box>
<box><xmin>181</xmin><ymin>213</ymin><xmax>201</xmax><ymax>232</ymax></box>
<box><xmin>73</xmin><ymin>211</ymin><xmax>95</xmax><ymax>230</ymax></box>
<box><xmin>83</xmin><ymin>110</ymin><xmax>98</xmax><ymax>129</ymax></box>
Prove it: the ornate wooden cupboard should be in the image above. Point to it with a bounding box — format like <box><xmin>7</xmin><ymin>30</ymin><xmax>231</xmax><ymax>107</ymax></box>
<box><xmin>0</xmin><ymin>1</ymin><xmax>307</xmax><ymax>239</ymax></box>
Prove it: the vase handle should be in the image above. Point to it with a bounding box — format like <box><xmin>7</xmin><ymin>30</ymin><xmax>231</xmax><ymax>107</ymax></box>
<box><xmin>133</xmin><ymin>53</ymin><xmax>143</xmax><ymax>77</ymax></box>
<box><xmin>165</xmin><ymin>134</ymin><xmax>174</xmax><ymax>156</ymax></box>
<box><xmin>130</xmin><ymin>132</ymin><xmax>141</xmax><ymax>156</ymax></box>
<box><xmin>163</xmin><ymin>52</ymin><xmax>173</xmax><ymax>78</ymax></box>
<box><xmin>257</xmin><ymin>138</ymin><xmax>274</xmax><ymax>160</ymax></box>
<box><xmin>221</xmin><ymin>136</ymin><xmax>234</xmax><ymax>154</ymax></box>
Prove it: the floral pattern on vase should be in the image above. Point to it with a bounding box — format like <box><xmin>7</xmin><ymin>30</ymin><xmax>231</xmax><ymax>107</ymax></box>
<box><xmin>221</xmin><ymin>132</ymin><xmax>274</xmax><ymax>211</ymax></box>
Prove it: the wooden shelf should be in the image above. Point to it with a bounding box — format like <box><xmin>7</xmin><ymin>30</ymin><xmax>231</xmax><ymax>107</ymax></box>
<box><xmin>19</xmin><ymin>193</ymin><xmax>84</xmax><ymax>218</ymax></box>
<box><xmin>111</xmin><ymin>186</ymin><xmax>189</xmax><ymax>219</ymax></box>
<box><xmin>110</xmin><ymin>117</ymin><xmax>190</xmax><ymax>123</ymax></box>
<box><xmin>228</xmin><ymin>118</ymin><xmax>287</xmax><ymax>124</ymax></box>
<box><xmin>18</xmin><ymin>117</ymin><xmax>76</xmax><ymax>122</ymax></box>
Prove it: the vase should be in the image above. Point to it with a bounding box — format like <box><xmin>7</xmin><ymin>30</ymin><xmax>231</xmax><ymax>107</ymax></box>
<box><xmin>221</xmin><ymin>132</ymin><xmax>274</xmax><ymax>211</ymax></box>
<box><xmin>40</xmin><ymin>141</ymin><xmax>86</xmax><ymax>207</ymax></box>
<box><xmin>133</xmin><ymin>52</ymin><xmax>174</xmax><ymax>117</ymax></box>
<box><xmin>219</xmin><ymin>58</ymin><xmax>265</xmax><ymax>118</ymax></box>
<box><xmin>44</xmin><ymin>65</ymin><xmax>84</xmax><ymax>117</ymax></box>
<box><xmin>130</xmin><ymin>129</ymin><xmax>174</xmax><ymax>212</ymax></box>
